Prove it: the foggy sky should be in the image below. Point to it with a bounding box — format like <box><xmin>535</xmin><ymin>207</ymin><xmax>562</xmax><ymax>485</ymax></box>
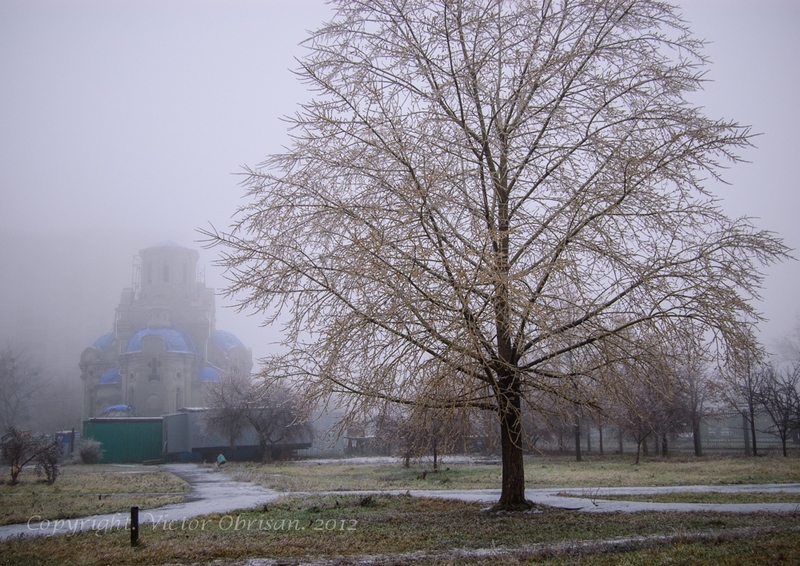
<box><xmin>1</xmin><ymin>0</ymin><xmax>799</xmax><ymax>369</ymax></box>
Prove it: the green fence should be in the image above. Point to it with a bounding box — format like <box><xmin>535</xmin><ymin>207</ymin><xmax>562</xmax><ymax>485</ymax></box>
<box><xmin>82</xmin><ymin>418</ymin><xmax>163</xmax><ymax>463</ymax></box>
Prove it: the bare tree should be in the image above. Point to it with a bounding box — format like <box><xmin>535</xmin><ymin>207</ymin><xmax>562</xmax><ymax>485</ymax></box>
<box><xmin>758</xmin><ymin>364</ymin><xmax>800</xmax><ymax>457</ymax></box>
<box><xmin>373</xmin><ymin>408</ymin><xmax>413</xmax><ymax>465</ymax></box>
<box><xmin>205</xmin><ymin>0</ymin><xmax>787</xmax><ymax>508</ymax></box>
<box><xmin>610</xmin><ymin>357</ymin><xmax>668</xmax><ymax>464</ymax></box>
<box><xmin>521</xmin><ymin>394</ymin><xmax>554</xmax><ymax>453</ymax></box>
<box><xmin>374</xmin><ymin>386</ymin><xmax>475</xmax><ymax>469</ymax></box>
<box><xmin>0</xmin><ymin>346</ymin><xmax>44</xmax><ymax>432</ymax></box>
<box><xmin>776</xmin><ymin>315</ymin><xmax>800</xmax><ymax>365</ymax></box>
<box><xmin>721</xmin><ymin>356</ymin><xmax>768</xmax><ymax>456</ymax></box>
<box><xmin>681</xmin><ymin>361</ymin><xmax>715</xmax><ymax>457</ymax></box>
<box><xmin>203</xmin><ymin>371</ymin><xmax>251</xmax><ymax>449</ymax></box>
<box><xmin>646</xmin><ymin>359</ymin><xmax>688</xmax><ymax>459</ymax></box>
<box><xmin>618</xmin><ymin>397</ymin><xmax>653</xmax><ymax>465</ymax></box>
<box><xmin>205</xmin><ymin>371</ymin><xmax>310</xmax><ymax>460</ymax></box>
<box><xmin>247</xmin><ymin>384</ymin><xmax>311</xmax><ymax>462</ymax></box>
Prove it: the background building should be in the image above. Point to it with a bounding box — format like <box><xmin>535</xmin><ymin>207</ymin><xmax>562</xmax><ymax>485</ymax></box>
<box><xmin>79</xmin><ymin>243</ymin><xmax>252</xmax><ymax>418</ymax></box>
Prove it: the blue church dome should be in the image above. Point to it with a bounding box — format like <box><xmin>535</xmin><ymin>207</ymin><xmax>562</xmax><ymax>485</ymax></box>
<box><xmin>101</xmin><ymin>404</ymin><xmax>133</xmax><ymax>416</ymax></box>
<box><xmin>197</xmin><ymin>366</ymin><xmax>221</xmax><ymax>382</ymax></box>
<box><xmin>92</xmin><ymin>332</ymin><xmax>116</xmax><ymax>350</ymax></box>
<box><xmin>125</xmin><ymin>327</ymin><xmax>196</xmax><ymax>354</ymax></box>
<box><xmin>210</xmin><ymin>329</ymin><xmax>245</xmax><ymax>351</ymax></box>
<box><xmin>99</xmin><ymin>368</ymin><xmax>122</xmax><ymax>384</ymax></box>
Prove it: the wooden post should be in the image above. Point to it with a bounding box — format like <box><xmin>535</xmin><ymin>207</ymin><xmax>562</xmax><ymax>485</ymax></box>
<box><xmin>131</xmin><ymin>506</ymin><xmax>139</xmax><ymax>547</ymax></box>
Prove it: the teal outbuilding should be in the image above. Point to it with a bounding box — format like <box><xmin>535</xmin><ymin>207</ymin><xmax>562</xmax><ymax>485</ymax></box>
<box><xmin>82</xmin><ymin>417</ymin><xmax>163</xmax><ymax>463</ymax></box>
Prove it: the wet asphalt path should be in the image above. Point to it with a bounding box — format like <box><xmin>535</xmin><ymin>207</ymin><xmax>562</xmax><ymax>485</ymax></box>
<box><xmin>0</xmin><ymin>464</ymin><xmax>280</xmax><ymax>541</ymax></box>
<box><xmin>406</xmin><ymin>483</ymin><xmax>800</xmax><ymax>513</ymax></box>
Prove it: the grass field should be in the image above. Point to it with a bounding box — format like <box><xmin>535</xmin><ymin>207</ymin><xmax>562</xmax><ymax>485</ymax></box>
<box><xmin>225</xmin><ymin>452</ymin><xmax>800</xmax><ymax>492</ymax></box>
<box><xmin>1</xmin><ymin>454</ymin><xmax>799</xmax><ymax>565</ymax></box>
<box><xmin>0</xmin><ymin>464</ymin><xmax>189</xmax><ymax>526</ymax></box>
<box><xmin>1</xmin><ymin>493</ymin><xmax>798</xmax><ymax>565</ymax></box>
<box><xmin>557</xmin><ymin>490</ymin><xmax>800</xmax><ymax>505</ymax></box>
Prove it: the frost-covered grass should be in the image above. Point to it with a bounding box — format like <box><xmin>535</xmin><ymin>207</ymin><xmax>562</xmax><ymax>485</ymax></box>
<box><xmin>225</xmin><ymin>453</ymin><xmax>800</xmax><ymax>492</ymax></box>
<box><xmin>227</xmin><ymin>459</ymin><xmax>502</xmax><ymax>491</ymax></box>
<box><xmin>1</xmin><ymin>494</ymin><xmax>798</xmax><ymax>565</ymax></box>
<box><xmin>556</xmin><ymin>490</ymin><xmax>800</xmax><ymax>505</ymax></box>
<box><xmin>0</xmin><ymin>464</ymin><xmax>189</xmax><ymax>526</ymax></box>
<box><xmin>2</xmin><ymin>455</ymin><xmax>799</xmax><ymax>564</ymax></box>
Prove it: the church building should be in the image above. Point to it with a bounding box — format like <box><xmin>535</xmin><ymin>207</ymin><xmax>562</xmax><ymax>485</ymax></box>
<box><xmin>79</xmin><ymin>243</ymin><xmax>252</xmax><ymax>418</ymax></box>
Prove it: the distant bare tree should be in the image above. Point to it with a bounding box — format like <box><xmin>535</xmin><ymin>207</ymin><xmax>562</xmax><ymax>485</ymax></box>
<box><xmin>722</xmin><ymin>356</ymin><xmax>768</xmax><ymax>456</ymax></box>
<box><xmin>607</xmin><ymin>342</ymin><xmax>686</xmax><ymax>463</ymax></box>
<box><xmin>647</xmin><ymin>364</ymin><xmax>688</xmax><ymax>459</ymax></box>
<box><xmin>757</xmin><ymin>364</ymin><xmax>800</xmax><ymax>457</ymax></box>
<box><xmin>372</xmin><ymin>408</ymin><xmax>411</xmax><ymax>464</ymax></box>
<box><xmin>375</xmin><ymin>389</ymin><xmax>474</xmax><ymax>469</ymax></box>
<box><xmin>682</xmin><ymin>363</ymin><xmax>715</xmax><ymax>457</ymax></box>
<box><xmin>0</xmin><ymin>346</ymin><xmax>44</xmax><ymax>432</ymax></box>
<box><xmin>584</xmin><ymin>371</ymin><xmax>628</xmax><ymax>458</ymax></box>
<box><xmin>204</xmin><ymin>371</ymin><xmax>251</xmax><ymax>448</ymax></box>
<box><xmin>620</xmin><ymin>400</ymin><xmax>653</xmax><ymax>465</ymax></box>
<box><xmin>247</xmin><ymin>383</ymin><xmax>311</xmax><ymax>462</ymax></box>
<box><xmin>776</xmin><ymin>315</ymin><xmax>800</xmax><ymax>365</ymax></box>
<box><xmin>411</xmin><ymin>405</ymin><xmax>473</xmax><ymax>470</ymax></box>
<box><xmin>205</xmin><ymin>0</ymin><xmax>788</xmax><ymax>507</ymax></box>
<box><xmin>521</xmin><ymin>395</ymin><xmax>555</xmax><ymax>453</ymax></box>
<box><xmin>205</xmin><ymin>371</ymin><xmax>310</xmax><ymax>460</ymax></box>
<box><xmin>611</xmin><ymin>363</ymin><xmax>657</xmax><ymax>464</ymax></box>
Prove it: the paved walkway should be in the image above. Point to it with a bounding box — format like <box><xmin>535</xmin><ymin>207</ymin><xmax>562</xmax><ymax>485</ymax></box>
<box><xmin>2</xmin><ymin>464</ymin><xmax>798</xmax><ymax>541</ymax></box>
<box><xmin>0</xmin><ymin>464</ymin><xmax>280</xmax><ymax>541</ymax></box>
<box><xmin>406</xmin><ymin>484</ymin><xmax>800</xmax><ymax>513</ymax></box>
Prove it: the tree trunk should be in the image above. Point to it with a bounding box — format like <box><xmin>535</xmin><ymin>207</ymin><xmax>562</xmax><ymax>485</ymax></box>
<box><xmin>598</xmin><ymin>425</ymin><xmax>604</xmax><ymax>456</ymax></box>
<box><xmin>10</xmin><ymin>464</ymin><xmax>21</xmax><ymax>485</ymax></box>
<box><xmin>693</xmin><ymin>422</ymin><xmax>702</xmax><ymax>457</ymax></box>
<box><xmin>749</xmin><ymin>404</ymin><xmax>758</xmax><ymax>456</ymax></box>
<box><xmin>497</xmin><ymin>391</ymin><xmax>527</xmax><ymax>508</ymax></box>
<box><xmin>573</xmin><ymin>422</ymin><xmax>582</xmax><ymax>462</ymax></box>
<box><xmin>490</xmin><ymin>142</ymin><xmax>527</xmax><ymax>509</ymax></box>
<box><xmin>742</xmin><ymin>413</ymin><xmax>751</xmax><ymax>456</ymax></box>
<box><xmin>260</xmin><ymin>440</ymin><xmax>269</xmax><ymax>463</ymax></box>
<box><xmin>661</xmin><ymin>433</ymin><xmax>668</xmax><ymax>459</ymax></box>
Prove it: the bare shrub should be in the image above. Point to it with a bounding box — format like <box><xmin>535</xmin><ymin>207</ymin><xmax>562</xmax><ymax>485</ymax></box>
<box><xmin>1</xmin><ymin>427</ymin><xmax>63</xmax><ymax>484</ymax></box>
<box><xmin>76</xmin><ymin>438</ymin><xmax>103</xmax><ymax>464</ymax></box>
<box><xmin>35</xmin><ymin>438</ymin><xmax>62</xmax><ymax>484</ymax></box>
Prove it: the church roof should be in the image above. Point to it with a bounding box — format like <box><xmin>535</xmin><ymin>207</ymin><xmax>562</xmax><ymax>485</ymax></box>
<box><xmin>92</xmin><ymin>332</ymin><xmax>116</xmax><ymax>350</ymax></box>
<box><xmin>210</xmin><ymin>329</ymin><xmax>245</xmax><ymax>351</ymax></box>
<box><xmin>125</xmin><ymin>327</ymin><xmax>196</xmax><ymax>354</ymax></box>
<box><xmin>198</xmin><ymin>365</ymin><xmax>221</xmax><ymax>382</ymax></box>
<box><xmin>99</xmin><ymin>368</ymin><xmax>122</xmax><ymax>384</ymax></box>
<box><xmin>100</xmin><ymin>404</ymin><xmax>133</xmax><ymax>416</ymax></box>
